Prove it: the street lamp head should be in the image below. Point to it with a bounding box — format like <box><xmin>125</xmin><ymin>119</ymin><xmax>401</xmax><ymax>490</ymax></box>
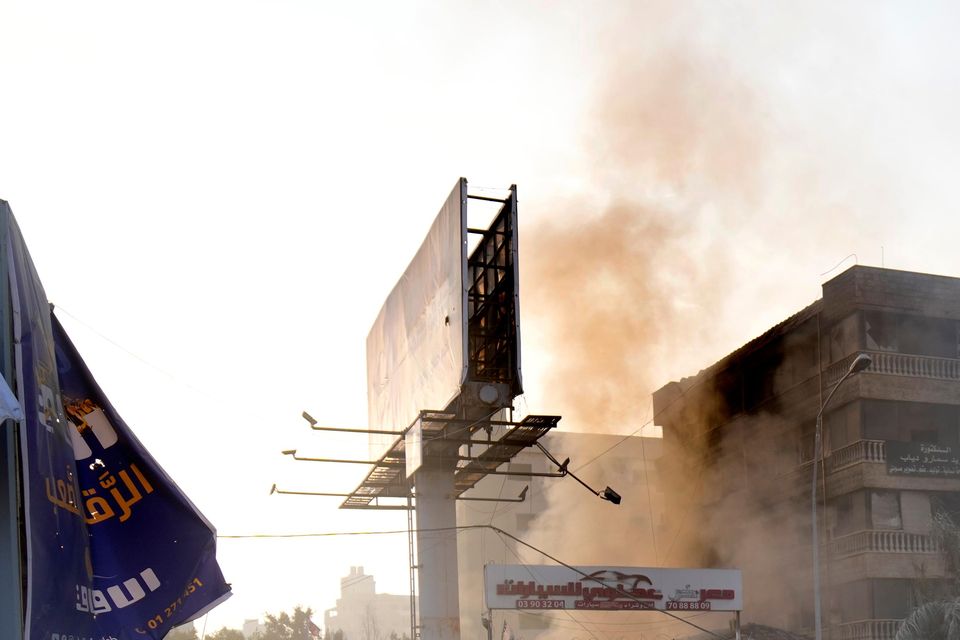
<box><xmin>302</xmin><ymin>411</ymin><xmax>318</xmax><ymax>427</ymax></box>
<box><xmin>848</xmin><ymin>353</ymin><xmax>873</xmax><ymax>375</ymax></box>
<box><xmin>281</xmin><ymin>449</ymin><xmax>296</xmax><ymax>456</ymax></box>
<box><xmin>601</xmin><ymin>486</ymin><xmax>622</xmax><ymax>505</ymax></box>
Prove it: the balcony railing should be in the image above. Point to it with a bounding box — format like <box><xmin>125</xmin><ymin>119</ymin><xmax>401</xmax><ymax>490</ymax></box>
<box><xmin>828</xmin><ymin>529</ymin><xmax>942</xmax><ymax>557</ymax></box>
<box><xmin>835</xmin><ymin>619</ymin><xmax>902</xmax><ymax>640</ymax></box>
<box><xmin>825</xmin><ymin>350</ymin><xmax>960</xmax><ymax>386</ymax></box>
<box><xmin>824</xmin><ymin>439</ymin><xmax>886</xmax><ymax>473</ymax></box>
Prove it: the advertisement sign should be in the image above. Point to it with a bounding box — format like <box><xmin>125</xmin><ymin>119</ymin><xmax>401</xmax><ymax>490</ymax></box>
<box><xmin>7</xmin><ymin>209</ymin><xmax>97</xmax><ymax>640</ymax></box>
<box><xmin>484</xmin><ymin>565</ymin><xmax>742</xmax><ymax>612</ymax></box>
<box><xmin>4</xmin><ymin>202</ymin><xmax>230</xmax><ymax>640</ymax></box>
<box><xmin>52</xmin><ymin>314</ymin><xmax>231</xmax><ymax>639</ymax></box>
<box><xmin>887</xmin><ymin>441</ymin><xmax>960</xmax><ymax>477</ymax></box>
<box><xmin>366</xmin><ymin>178</ymin><xmax>467</xmax><ymax>451</ymax></box>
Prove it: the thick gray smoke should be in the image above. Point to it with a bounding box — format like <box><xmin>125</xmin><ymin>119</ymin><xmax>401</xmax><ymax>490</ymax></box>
<box><xmin>513</xmin><ymin>7</ymin><xmax>902</xmax><ymax>637</ymax></box>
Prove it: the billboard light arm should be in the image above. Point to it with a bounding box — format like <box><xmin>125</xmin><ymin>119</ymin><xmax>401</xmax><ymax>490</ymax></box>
<box><xmin>457</xmin><ymin>486</ymin><xmax>528</xmax><ymax>503</ymax></box>
<box><xmin>464</xmin><ymin>468</ymin><xmax>565</xmax><ymax>478</ymax></box>
<box><xmin>535</xmin><ymin>442</ymin><xmax>622</xmax><ymax>506</ymax></box>
<box><xmin>309</xmin><ymin>425</ymin><xmax>402</xmax><ymax>436</ymax></box>
<box><xmin>269</xmin><ymin>484</ymin><xmax>354</xmax><ymax>498</ymax></box>
<box><xmin>281</xmin><ymin>450</ymin><xmax>401</xmax><ymax>466</ymax></box>
<box><xmin>302</xmin><ymin>411</ymin><xmax>401</xmax><ymax>436</ymax></box>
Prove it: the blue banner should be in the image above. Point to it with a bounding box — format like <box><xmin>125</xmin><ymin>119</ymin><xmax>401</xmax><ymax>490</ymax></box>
<box><xmin>52</xmin><ymin>313</ymin><xmax>231</xmax><ymax>639</ymax></box>
<box><xmin>6</xmin><ymin>207</ymin><xmax>96</xmax><ymax>640</ymax></box>
<box><xmin>5</xmin><ymin>202</ymin><xmax>229</xmax><ymax>640</ymax></box>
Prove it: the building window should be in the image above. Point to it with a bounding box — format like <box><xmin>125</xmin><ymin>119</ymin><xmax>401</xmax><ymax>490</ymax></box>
<box><xmin>836</xmin><ymin>580</ymin><xmax>871</xmax><ymax>623</ymax></box>
<box><xmin>833</xmin><ymin>491</ymin><xmax>868</xmax><ymax>537</ymax></box>
<box><xmin>865</xmin><ymin>312</ymin><xmax>898</xmax><ymax>352</ymax></box>
<box><xmin>872</xmin><ymin>579</ymin><xmax>913</xmax><ymax>619</ymax></box>
<box><xmin>870</xmin><ymin>490</ymin><xmax>902</xmax><ymax>530</ymax></box>
<box><xmin>864</xmin><ymin>311</ymin><xmax>959</xmax><ymax>359</ymax></box>
<box><xmin>862</xmin><ymin>400</ymin><xmax>959</xmax><ymax>447</ymax></box>
<box><xmin>829</xmin><ymin>314</ymin><xmax>860</xmax><ymax>364</ymax></box>
<box><xmin>826</xmin><ymin>401</ymin><xmax>860</xmax><ymax>453</ymax></box>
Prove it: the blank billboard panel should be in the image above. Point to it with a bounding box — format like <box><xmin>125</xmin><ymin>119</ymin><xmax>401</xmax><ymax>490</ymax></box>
<box><xmin>366</xmin><ymin>179</ymin><xmax>468</xmax><ymax>436</ymax></box>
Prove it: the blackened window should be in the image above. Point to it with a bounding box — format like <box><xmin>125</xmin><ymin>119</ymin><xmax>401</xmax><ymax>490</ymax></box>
<box><xmin>870</xmin><ymin>490</ymin><xmax>902</xmax><ymax>530</ymax></box>
<box><xmin>865</xmin><ymin>312</ymin><xmax>897</xmax><ymax>352</ymax></box>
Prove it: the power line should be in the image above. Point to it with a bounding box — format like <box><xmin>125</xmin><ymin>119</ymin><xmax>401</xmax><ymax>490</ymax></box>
<box><xmin>493</xmin><ymin>529</ymin><xmax>605</xmax><ymax>640</ymax></box>
<box><xmin>219</xmin><ymin>524</ymin><xmax>729</xmax><ymax>639</ymax></box>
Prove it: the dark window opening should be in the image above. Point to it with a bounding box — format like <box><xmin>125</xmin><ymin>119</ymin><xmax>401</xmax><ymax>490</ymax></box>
<box><xmin>870</xmin><ymin>490</ymin><xmax>902</xmax><ymax>530</ymax></box>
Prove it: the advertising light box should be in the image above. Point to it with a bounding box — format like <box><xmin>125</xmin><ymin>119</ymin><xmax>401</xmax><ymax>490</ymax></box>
<box><xmin>484</xmin><ymin>565</ymin><xmax>743</xmax><ymax>612</ymax></box>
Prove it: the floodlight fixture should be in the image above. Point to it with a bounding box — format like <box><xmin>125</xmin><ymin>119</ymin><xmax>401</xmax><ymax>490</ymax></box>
<box><xmin>302</xmin><ymin>411</ymin><xmax>318</xmax><ymax>427</ymax></box>
<box><xmin>535</xmin><ymin>442</ymin><xmax>621</xmax><ymax>507</ymax></box>
<box><xmin>602</xmin><ymin>487</ymin><xmax>622</xmax><ymax>505</ymax></box>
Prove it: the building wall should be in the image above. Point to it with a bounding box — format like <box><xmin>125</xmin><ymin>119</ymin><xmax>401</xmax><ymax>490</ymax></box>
<box><xmin>654</xmin><ymin>266</ymin><xmax>960</xmax><ymax>639</ymax></box>
<box><xmin>324</xmin><ymin>567</ymin><xmax>414</xmax><ymax>640</ymax></box>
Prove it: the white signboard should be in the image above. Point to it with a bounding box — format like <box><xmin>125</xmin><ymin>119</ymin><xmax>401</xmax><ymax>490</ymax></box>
<box><xmin>484</xmin><ymin>565</ymin><xmax>742</xmax><ymax>612</ymax></box>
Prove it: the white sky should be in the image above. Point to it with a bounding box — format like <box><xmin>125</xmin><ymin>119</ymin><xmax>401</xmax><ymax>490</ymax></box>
<box><xmin>4</xmin><ymin>0</ymin><xmax>960</xmax><ymax>634</ymax></box>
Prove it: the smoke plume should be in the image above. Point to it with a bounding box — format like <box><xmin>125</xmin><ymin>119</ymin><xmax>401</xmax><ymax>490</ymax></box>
<box><xmin>513</xmin><ymin>8</ymin><xmax>896</xmax><ymax>637</ymax></box>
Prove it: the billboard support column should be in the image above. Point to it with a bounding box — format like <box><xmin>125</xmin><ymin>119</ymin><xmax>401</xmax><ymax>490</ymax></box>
<box><xmin>415</xmin><ymin>464</ymin><xmax>460</xmax><ymax>640</ymax></box>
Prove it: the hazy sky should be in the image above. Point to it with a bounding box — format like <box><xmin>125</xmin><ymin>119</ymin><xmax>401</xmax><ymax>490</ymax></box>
<box><xmin>4</xmin><ymin>0</ymin><xmax>960</xmax><ymax>634</ymax></box>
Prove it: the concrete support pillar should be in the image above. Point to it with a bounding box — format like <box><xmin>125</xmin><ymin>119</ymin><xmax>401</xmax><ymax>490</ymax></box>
<box><xmin>416</xmin><ymin>464</ymin><xmax>460</xmax><ymax>640</ymax></box>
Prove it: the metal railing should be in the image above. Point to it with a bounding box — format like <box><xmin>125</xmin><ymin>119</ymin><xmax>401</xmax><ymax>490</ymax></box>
<box><xmin>829</xmin><ymin>529</ymin><xmax>942</xmax><ymax>557</ymax></box>
<box><xmin>825</xmin><ymin>351</ymin><xmax>960</xmax><ymax>386</ymax></box>
<box><xmin>835</xmin><ymin>619</ymin><xmax>901</xmax><ymax>640</ymax></box>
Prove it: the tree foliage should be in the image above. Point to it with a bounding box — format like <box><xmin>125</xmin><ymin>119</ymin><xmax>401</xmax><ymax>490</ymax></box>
<box><xmin>896</xmin><ymin>600</ymin><xmax>960</xmax><ymax>640</ymax></box>
<box><xmin>255</xmin><ymin>606</ymin><xmax>317</xmax><ymax>640</ymax></box>
<box><xmin>899</xmin><ymin>502</ymin><xmax>960</xmax><ymax>640</ymax></box>
<box><xmin>207</xmin><ymin>628</ymin><xmax>246</xmax><ymax>640</ymax></box>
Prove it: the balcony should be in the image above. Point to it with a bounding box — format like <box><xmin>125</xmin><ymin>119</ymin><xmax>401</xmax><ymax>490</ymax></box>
<box><xmin>825</xmin><ymin>351</ymin><xmax>960</xmax><ymax>387</ymax></box>
<box><xmin>828</xmin><ymin>529</ymin><xmax>942</xmax><ymax>558</ymax></box>
<box><xmin>835</xmin><ymin>619</ymin><xmax>901</xmax><ymax>640</ymax></box>
<box><xmin>825</xmin><ymin>440</ymin><xmax>885</xmax><ymax>474</ymax></box>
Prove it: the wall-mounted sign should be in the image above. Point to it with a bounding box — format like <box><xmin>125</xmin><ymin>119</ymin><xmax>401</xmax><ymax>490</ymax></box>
<box><xmin>484</xmin><ymin>565</ymin><xmax>742</xmax><ymax>612</ymax></box>
<box><xmin>887</xmin><ymin>441</ymin><xmax>960</xmax><ymax>477</ymax></box>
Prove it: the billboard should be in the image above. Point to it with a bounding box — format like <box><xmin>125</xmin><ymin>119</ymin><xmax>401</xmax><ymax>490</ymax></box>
<box><xmin>366</xmin><ymin>178</ymin><xmax>468</xmax><ymax>437</ymax></box>
<box><xmin>53</xmin><ymin>314</ymin><xmax>232</xmax><ymax>639</ymax></box>
<box><xmin>484</xmin><ymin>565</ymin><xmax>743</xmax><ymax>612</ymax></box>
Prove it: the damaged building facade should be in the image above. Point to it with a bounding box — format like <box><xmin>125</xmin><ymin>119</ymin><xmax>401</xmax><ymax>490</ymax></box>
<box><xmin>654</xmin><ymin>266</ymin><xmax>960</xmax><ymax>640</ymax></box>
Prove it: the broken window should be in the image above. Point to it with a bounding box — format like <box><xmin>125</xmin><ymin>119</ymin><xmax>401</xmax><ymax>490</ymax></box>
<box><xmin>865</xmin><ymin>311</ymin><xmax>898</xmax><ymax>352</ymax></box>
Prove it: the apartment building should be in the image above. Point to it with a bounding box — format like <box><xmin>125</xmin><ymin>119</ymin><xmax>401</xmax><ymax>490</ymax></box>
<box><xmin>653</xmin><ymin>266</ymin><xmax>960</xmax><ymax>640</ymax></box>
<box><xmin>324</xmin><ymin>566</ymin><xmax>413</xmax><ymax>640</ymax></box>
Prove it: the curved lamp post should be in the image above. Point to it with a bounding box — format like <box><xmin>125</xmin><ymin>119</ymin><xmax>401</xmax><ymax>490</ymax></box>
<box><xmin>812</xmin><ymin>352</ymin><xmax>872</xmax><ymax>640</ymax></box>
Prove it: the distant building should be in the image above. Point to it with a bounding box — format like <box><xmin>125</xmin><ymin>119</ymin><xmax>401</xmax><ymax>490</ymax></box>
<box><xmin>456</xmin><ymin>430</ymin><xmax>664</xmax><ymax>640</ymax></box>
<box><xmin>654</xmin><ymin>266</ymin><xmax>960</xmax><ymax>640</ymax></box>
<box><xmin>324</xmin><ymin>566</ymin><xmax>413</xmax><ymax>640</ymax></box>
<box><xmin>242</xmin><ymin>618</ymin><xmax>266</xmax><ymax>639</ymax></box>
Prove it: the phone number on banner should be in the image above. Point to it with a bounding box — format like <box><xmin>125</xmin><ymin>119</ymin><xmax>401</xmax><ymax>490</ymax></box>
<box><xmin>517</xmin><ymin>599</ymin><xmax>565</xmax><ymax>609</ymax></box>
<box><xmin>666</xmin><ymin>601</ymin><xmax>712</xmax><ymax>611</ymax></box>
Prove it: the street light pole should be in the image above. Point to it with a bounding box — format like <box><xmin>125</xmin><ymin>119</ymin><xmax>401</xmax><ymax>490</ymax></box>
<box><xmin>812</xmin><ymin>352</ymin><xmax>872</xmax><ymax>640</ymax></box>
